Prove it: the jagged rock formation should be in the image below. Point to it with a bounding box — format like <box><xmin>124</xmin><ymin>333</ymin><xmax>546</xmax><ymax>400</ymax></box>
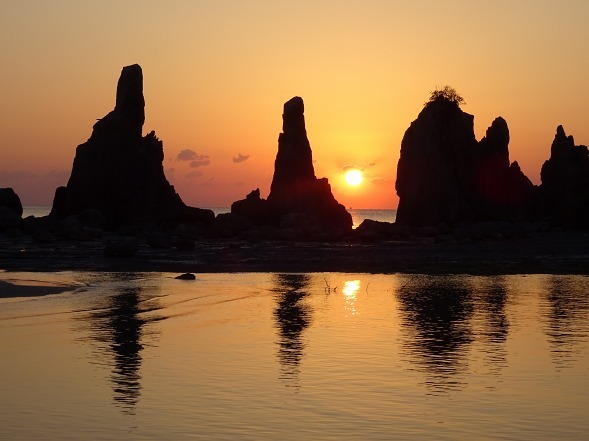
<box><xmin>395</xmin><ymin>96</ymin><xmax>535</xmax><ymax>226</ymax></box>
<box><xmin>232</xmin><ymin>97</ymin><xmax>352</xmax><ymax>235</ymax></box>
<box><xmin>474</xmin><ymin>117</ymin><xmax>536</xmax><ymax>220</ymax></box>
<box><xmin>51</xmin><ymin>65</ymin><xmax>213</xmax><ymax>228</ymax></box>
<box><xmin>230</xmin><ymin>188</ymin><xmax>270</xmax><ymax>225</ymax></box>
<box><xmin>540</xmin><ymin>126</ymin><xmax>589</xmax><ymax>228</ymax></box>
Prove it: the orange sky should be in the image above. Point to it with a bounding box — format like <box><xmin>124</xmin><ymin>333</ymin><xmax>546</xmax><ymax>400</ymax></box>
<box><xmin>1</xmin><ymin>0</ymin><xmax>588</xmax><ymax>208</ymax></box>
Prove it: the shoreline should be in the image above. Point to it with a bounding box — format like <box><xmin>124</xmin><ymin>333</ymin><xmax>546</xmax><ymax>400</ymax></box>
<box><xmin>0</xmin><ymin>280</ymin><xmax>77</xmax><ymax>298</ymax></box>
<box><xmin>1</xmin><ymin>230</ymin><xmax>588</xmax><ymax>276</ymax></box>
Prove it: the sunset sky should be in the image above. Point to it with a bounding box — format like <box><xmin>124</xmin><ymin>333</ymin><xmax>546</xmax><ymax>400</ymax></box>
<box><xmin>1</xmin><ymin>0</ymin><xmax>588</xmax><ymax>208</ymax></box>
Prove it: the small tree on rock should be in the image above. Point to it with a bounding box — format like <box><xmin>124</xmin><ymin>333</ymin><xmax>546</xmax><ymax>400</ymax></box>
<box><xmin>425</xmin><ymin>85</ymin><xmax>465</xmax><ymax>108</ymax></box>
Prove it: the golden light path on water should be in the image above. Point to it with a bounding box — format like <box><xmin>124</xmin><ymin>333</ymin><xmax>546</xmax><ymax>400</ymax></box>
<box><xmin>342</xmin><ymin>279</ymin><xmax>361</xmax><ymax>316</ymax></box>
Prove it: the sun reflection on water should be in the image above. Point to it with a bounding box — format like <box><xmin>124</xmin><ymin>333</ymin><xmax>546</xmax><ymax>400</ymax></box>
<box><xmin>342</xmin><ymin>280</ymin><xmax>361</xmax><ymax>316</ymax></box>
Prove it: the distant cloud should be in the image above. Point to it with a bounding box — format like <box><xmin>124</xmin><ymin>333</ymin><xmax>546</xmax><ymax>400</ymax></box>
<box><xmin>202</xmin><ymin>177</ymin><xmax>215</xmax><ymax>188</ymax></box>
<box><xmin>0</xmin><ymin>169</ymin><xmax>69</xmax><ymax>185</ymax></box>
<box><xmin>343</xmin><ymin>162</ymin><xmax>377</xmax><ymax>172</ymax></box>
<box><xmin>177</xmin><ymin>149</ymin><xmax>197</xmax><ymax>161</ymax></box>
<box><xmin>371</xmin><ymin>176</ymin><xmax>394</xmax><ymax>185</ymax></box>
<box><xmin>0</xmin><ymin>169</ymin><xmax>69</xmax><ymax>205</ymax></box>
<box><xmin>0</xmin><ymin>170</ymin><xmax>32</xmax><ymax>181</ymax></box>
<box><xmin>232</xmin><ymin>153</ymin><xmax>250</xmax><ymax>164</ymax></box>
<box><xmin>176</xmin><ymin>149</ymin><xmax>211</xmax><ymax>168</ymax></box>
<box><xmin>190</xmin><ymin>156</ymin><xmax>211</xmax><ymax>168</ymax></box>
<box><xmin>186</xmin><ymin>170</ymin><xmax>203</xmax><ymax>179</ymax></box>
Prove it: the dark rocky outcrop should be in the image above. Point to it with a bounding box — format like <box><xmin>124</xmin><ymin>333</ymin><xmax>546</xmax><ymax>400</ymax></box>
<box><xmin>474</xmin><ymin>118</ymin><xmax>536</xmax><ymax>220</ymax></box>
<box><xmin>232</xmin><ymin>97</ymin><xmax>352</xmax><ymax>236</ymax></box>
<box><xmin>51</xmin><ymin>64</ymin><xmax>214</xmax><ymax>229</ymax></box>
<box><xmin>395</xmin><ymin>96</ymin><xmax>535</xmax><ymax>226</ymax></box>
<box><xmin>230</xmin><ymin>188</ymin><xmax>270</xmax><ymax>225</ymax></box>
<box><xmin>540</xmin><ymin>126</ymin><xmax>589</xmax><ymax>228</ymax></box>
<box><xmin>0</xmin><ymin>188</ymin><xmax>23</xmax><ymax>217</ymax></box>
<box><xmin>104</xmin><ymin>237</ymin><xmax>140</xmax><ymax>257</ymax></box>
<box><xmin>0</xmin><ymin>188</ymin><xmax>23</xmax><ymax>232</ymax></box>
<box><xmin>175</xmin><ymin>273</ymin><xmax>196</xmax><ymax>280</ymax></box>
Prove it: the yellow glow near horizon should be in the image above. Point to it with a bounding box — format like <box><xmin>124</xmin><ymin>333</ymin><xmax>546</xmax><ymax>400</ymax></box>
<box><xmin>344</xmin><ymin>169</ymin><xmax>363</xmax><ymax>187</ymax></box>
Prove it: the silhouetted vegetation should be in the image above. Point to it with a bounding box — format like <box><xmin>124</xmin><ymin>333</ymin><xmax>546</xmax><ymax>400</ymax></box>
<box><xmin>425</xmin><ymin>85</ymin><xmax>465</xmax><ymax>108</ymax></box>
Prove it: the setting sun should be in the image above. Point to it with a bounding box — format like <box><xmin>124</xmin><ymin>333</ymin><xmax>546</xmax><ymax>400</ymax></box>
<box><xmin>344</xmin><ymin>169</ymin><xmax>363</xmax><ymax>186</ymax></box>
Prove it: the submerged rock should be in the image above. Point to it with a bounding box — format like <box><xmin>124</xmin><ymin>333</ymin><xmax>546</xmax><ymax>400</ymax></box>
<box><xmin>175</xmin><ymin>273</ymin><xmax>196</xmax><ymax>280</ymax></box>
<box><xmin>51</xmin><ymin>64</ymin><xmax>213</xmax><ymax>229</ymax></box>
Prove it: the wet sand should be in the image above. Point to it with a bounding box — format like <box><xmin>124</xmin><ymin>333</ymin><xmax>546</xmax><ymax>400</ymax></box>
<box><xmin>0</xmin><ymin>279</ymin><xmax>76</xmax><ymax>298</ymax></box>
<box><xmin>1</xmin><ymin>230</ymin><xmax>588</xmax><ymax>275</ymax></box>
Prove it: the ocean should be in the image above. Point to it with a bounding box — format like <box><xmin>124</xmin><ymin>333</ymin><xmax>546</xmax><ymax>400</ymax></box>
<box><xmin>1</xmin><ymin>272</ymin><xmax>587</xmax><ymax>440</ymax></box>
<box><xmin>22</xmin><ymin>206</ymin><xmax>397</xmax><ymax>228</ymax></box>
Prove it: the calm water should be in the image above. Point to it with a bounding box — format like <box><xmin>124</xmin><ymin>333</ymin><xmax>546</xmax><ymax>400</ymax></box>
<box><xmin>21</xmin><ymin>206</ymin><xmax>396</xmax><ymax>228</ymax></box>
<box><xmin>0</xmin><ymin>272</ymin><xmax>587</xmax><ymax>440</ymax></box>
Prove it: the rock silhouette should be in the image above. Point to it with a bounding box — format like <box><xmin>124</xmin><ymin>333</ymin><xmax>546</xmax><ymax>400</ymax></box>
<box><xmin>0</xmin><ymin>188</ymin><xmax>23</xmax><ymax>217</ymax></box>
<box><xmin>540</xmin><ymin>126</ymin><xmax>589</xmax><ymax>228</ymax></box>
<box><xmin>0</xmin><ymin>188</ymin><xmax>23</xmax><ymax>232</ymax></box>
<box><xmin>51</xmin><ymin>64</ymin><xmax>213</xmax><ymax>229</ymax></box>
<box><xmin>396</xmin><ymin>93</ymin><xmax>535</xmax><ymax>226</ymax></box>
<box><xmin>232</xmin><ymin>97</ymin><xmax>352</xmax><ymax>236</ymax></box>
<box><xmin>474</xmin><ymin>117</ymin><xmax>536</xmax><ymax>221</ymax></box>
<box><xmin>230</xmin><ymin>188</ymin><xmax>270</xmax><ymax>225</ymax></box>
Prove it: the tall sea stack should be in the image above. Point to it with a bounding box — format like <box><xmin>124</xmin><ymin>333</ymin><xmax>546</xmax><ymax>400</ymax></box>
<box><xmin>233</xmin><ymin>97</ymin><xmax>352</xmax><ymax>234</ymax></box>
<box><xmin>51</xmin><ymin>64</ymin><xmax>213</xmax><ymax>228</ymax></box>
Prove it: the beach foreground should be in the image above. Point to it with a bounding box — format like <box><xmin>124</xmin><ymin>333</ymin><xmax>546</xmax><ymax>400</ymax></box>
<box><xmin>2</xmin><ymin>230</ymin><xmax>588</xmax><ymax>275</ymax></box>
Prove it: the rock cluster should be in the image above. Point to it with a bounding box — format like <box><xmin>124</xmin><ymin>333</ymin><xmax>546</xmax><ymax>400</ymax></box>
<box><xmin>3</xmin><ymin>73</ymin><xmax>589</xmax><ymax>252</ymax></box>
<box><xmin>232</xmin><ymin>97</ymin><xmax>352</xmax><ymax>238</ymax></box>
<box><xmin>395</xmin><ymin>97</ymin><xmax>535</xmax><ymax>226</ymax></box>
<box><xmin>51</xmin><ymin>64</ymin><xmax>214</xmax><ymax>229</ymax></box>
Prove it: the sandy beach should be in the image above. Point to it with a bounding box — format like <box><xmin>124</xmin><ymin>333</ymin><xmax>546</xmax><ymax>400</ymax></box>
<box><xmin>0</xmin><ymin>279</ymin><xmax>76</xmax><ymax>298</ymax></box>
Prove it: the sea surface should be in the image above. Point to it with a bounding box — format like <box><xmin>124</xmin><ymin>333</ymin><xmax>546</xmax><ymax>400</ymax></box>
<box><xmin>21</xmin><ymin>206</ymin><xmax>396</xmax><ymax>228</ymax></box>
<box><xmin>1</xmin><ymin>272</ymin><xmax>588</xmax><ymax>440</ymax></box>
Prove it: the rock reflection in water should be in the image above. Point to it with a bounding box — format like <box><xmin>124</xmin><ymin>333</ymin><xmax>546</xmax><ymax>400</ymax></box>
<box><xmin>396</xmin><ymin>275</ymin><xmax>474</xmax><ymax>393</ymax></box>
<box><xmin>272</xmin><ymin>274</ymin><xmax>312</xmax><ymax>387</ymax></box>
<box><xmin>542</xmin><ymin>275</ymin><xmax>589</xmax><ymax>368</ymax></box>
<box><xmin>475</xmin><ymin>276</ymin><xmax>509</xmax><ymax>373</ymax></box>
<box><xmin>78</xmin><ymin>273</ymin><xmax>164</xmax><ymax>413</ymax></box>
